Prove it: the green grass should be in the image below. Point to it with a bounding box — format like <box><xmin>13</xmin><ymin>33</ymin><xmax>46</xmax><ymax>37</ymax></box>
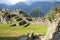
<box><xmin>0</xmin><ymin>23</ymin><xmax>48</xmax><ymax>40</ymax></box>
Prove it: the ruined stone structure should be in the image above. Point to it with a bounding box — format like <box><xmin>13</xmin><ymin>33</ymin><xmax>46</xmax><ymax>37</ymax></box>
<box><xmin>45</xmin><ymin>14</ymin><xmax>60</xmax><ymax>40</ymax></box>
<box><xmin>45</xmin><ymin>6</ymin><xmax>60</xmax><ymax>40</ymax></box>
<box><xmin>0</xmin><ymin>9</ymin><xmax>31</xmax><ymax>26</ymax></box>
<box><xmin>52</xmin><ymin>20</ymin><xmax>60</xmax><ymax>40</ymax></box>
<box><xmin>16</xmin><ymin>31</ymin><xmax>40</xmax><ymax>40</ymax></box>
<box><xmin>45</xmin><ymin>20</ymin><xmax>59</xmax><ymax>40</ymax></box>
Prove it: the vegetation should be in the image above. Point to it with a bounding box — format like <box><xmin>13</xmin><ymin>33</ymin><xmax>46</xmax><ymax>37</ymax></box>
<box><xmin>0</xmin><ymin>23</ymin><xmax>47</xmax><ymax>37</ymax></box>
<box><xmin>19</xmin><ymin>10</ymin><xmax>29</xmax><ymax>17</ymax></box>
<box><xmin>1</xmin><ymin>5</ymin><xmax>60</xmax><ymax>40</ymax></box>
<box><xmin>45</xmin><ymin>9</ymin><xmax>56</xmax><ymax>20</ymax></box>
<box><xmin>30</xmin><ymin>8</ymin><xmax>41</xmax><ymax>17</ymax></box>
<box><xmin>0</xmin><ymin>22</ymin><xmax>47</xmax><ymax>40</ymax></box>
<box><xmin>45</xmin><ymin>5</ymin><xmax>60</xmax><ymax>20</ymax></box>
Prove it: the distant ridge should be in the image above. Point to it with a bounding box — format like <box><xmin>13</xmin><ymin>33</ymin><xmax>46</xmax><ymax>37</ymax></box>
<box><xmin>0</xmin><ymin>1</ymin><xmax>60</xmax><ymax>15</ymax></box>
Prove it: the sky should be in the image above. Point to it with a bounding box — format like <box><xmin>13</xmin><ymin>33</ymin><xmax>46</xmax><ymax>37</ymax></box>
<box><xmin>0</xmin><ymin>0</ymin><xmax>60</xmax><ymax>5</ymax></box>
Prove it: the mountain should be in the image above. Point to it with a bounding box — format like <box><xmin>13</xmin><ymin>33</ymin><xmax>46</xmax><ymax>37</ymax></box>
<box><xmin>12</xmin><ymin>1</ymin><xmax>60</xmax><ymax>15</ymax></box>
<box><xmin>29</xmin><ymin>1</ymin><xmax>52</xmax><ymax>15</ymax></box>
<box><xmin>0</xmin><ymin>1</ymin><xmax>60</xmax><ymax>16</ymax></box>
<box><xmin>0</xmin><ymin>4</ymin><xmax>13</xmax><ymax>9</ymax></box>
<box><xmin>0</xmin><ymin>4</ymin><xmax>8</xmax><ymax>9</ymax></box>
<box><xmin>11</xmin><ymin>2</ymin><xmax>29</xmax><ymax>13</ymax></box>
<box><xmin>29</xmin><ymin>1</ymin><xmax>60</xmax><ymax>15</ymax></box>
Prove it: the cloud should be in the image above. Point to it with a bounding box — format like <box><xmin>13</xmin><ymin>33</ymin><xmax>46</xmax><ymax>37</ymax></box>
<box><xmin>9</xmin><ymin>0</ymin><xmax>26</xmax><ymax>5</ymax></box>
<box><xmin>0</xmin><ymin>0</ymin><xmax>60</xmax><ymax>5</ymax></box>
<box><xmin>0</xmin><ymin>0</ymin><xmax>26</xmax><ymax>5</ymax></box>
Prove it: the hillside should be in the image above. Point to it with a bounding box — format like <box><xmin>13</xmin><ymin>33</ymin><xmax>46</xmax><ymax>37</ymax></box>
<box><xmin>0</xmin><ymin>1</ymin><xmax>60</xmax><ymax>15</ymax></box>
<box><xmin>0</xmin><ymin>9</ymin><xmax>32</xmax><ymax>27</ymax></box>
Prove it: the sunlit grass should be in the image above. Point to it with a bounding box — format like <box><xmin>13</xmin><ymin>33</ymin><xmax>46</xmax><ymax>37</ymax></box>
<box><xmin>0</xmin><ymin>23</ymin><xmax>48</xmax><ymax>37</ymax></box>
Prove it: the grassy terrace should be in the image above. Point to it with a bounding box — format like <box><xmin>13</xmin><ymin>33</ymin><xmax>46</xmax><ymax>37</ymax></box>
<box><xmin>0</xmin><ymin>23</ymin><xmax>48</xmax><ymax>40</ymax></box>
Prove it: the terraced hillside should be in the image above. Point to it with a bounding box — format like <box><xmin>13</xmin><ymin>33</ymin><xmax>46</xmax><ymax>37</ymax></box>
<box><xmin>0</xmin><ymin>9</ymin><xmax>32</xmax><ymax>27</ymax></box>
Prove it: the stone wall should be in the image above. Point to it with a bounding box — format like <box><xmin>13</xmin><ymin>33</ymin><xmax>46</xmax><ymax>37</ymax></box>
<box><xmin>52</xmin><ymin>20</ymin><xmax>60</xmax><ymax>40</ymax></box>
<box><xmin>45</xmin><ymin>19</ymin><xmax>60</xmax><ymax>40</ymax></box>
